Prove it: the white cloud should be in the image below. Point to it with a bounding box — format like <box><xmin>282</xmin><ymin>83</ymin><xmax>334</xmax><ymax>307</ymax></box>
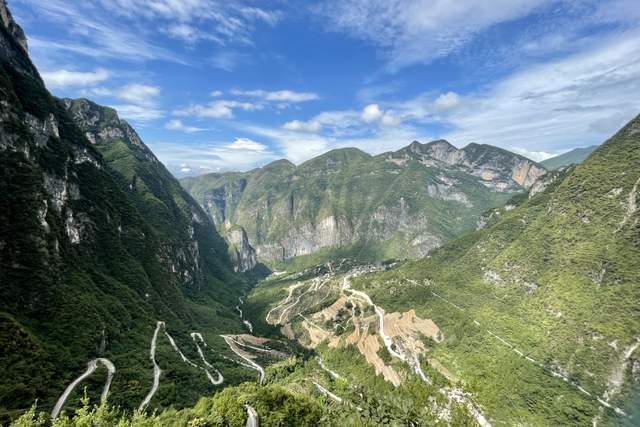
<box><xmin>242</xmin><ymin>121</ymin><xmax>426</xmax><ymax>165</ymax></box>
<box><xmin>510</xmin><ymin>147</ymin><xmax>557</xmax><ymax>162</ymax></box>
<box><xmin>232</xmin><ymin>89</ymin><xmax>320</xmax><ymax>103</ymax></box>
<box><xmin>210</xmin><ymin>90</ymin><xmax>223</xmax><ymax>97</ymax></box>
<box><xmin>164</xmin><ymin>23</ymin><xmax>222</xmax><ymax>44</ymax></box>
<box><xmin>102</xmin><ymin>83</ymin><xmax>165</xmax><ymax>122</ymax></box>
<box><xmin>317</xmin><ymin>0</ymin><xmax>555</xmax><ymax>69</ymax></box>
<box><xmin>361</xmin><ymin>104</ymin><xmax>383</xmax><ymax>123</ymax></box>
<box><xmin>174</xmin><ymin>90</ymin><xmax>315</xmax><ymax>121</ymax></box>
<box><xmin>103</xmin><ymin>0</ymin><xmax>280</xmax><ymax>31</ymax></box>
<box><xmin>117</xmin><ymin>84</ymin><xmax>160</xmax><ymax>107</ymax></box>
<box><xmin>101</xmin><ymin>0</ymin><xmax>279</xmax><ymax>46</ymax></box>
<box><xmin>242</xmin><ymin>125</ymin><xmax>331</xmax><ymax>164</ymax></box>
<box><xmin>85</xmin><ymin>87</ymin><xmax>113</xmax><ymax>97</ymax></box>
<box><xmin>276</xmin><ymin>105</ymin><xmax>403</xmax><ymax>150</ymax></box>
<box><xmin>282</xmin><ymin>120</ymin><xmax>322</xmax><ymax>133</ymax></box>
<box><xmin>434</xmin><ymin>92</ymin><xmax>460</xmax><ymax>110</ymax></box>
<box><xmin>19</xmin><ymin>0</ymin><xmax>281</xmax><ymax>68</ymax></box>
<box><xmin>239</xmin><ymin>6</ymin><xmax>281</xmax><ymax>26</ymax></box>
<box><xmin>110</xmin><ymin>104</ymin><xmax>164</xmax><ymax>121</ymax></box>
<box><xmin>360</xmin><ymin>104</ymin><xmax>401</xmax><ymax>126</ymax></box>
<box><xmin>226</xmin><ymin>138</ymin><xmax>269</xmax><ymax>152</ymax></box>
<box><xmin>149</xmin><ymin>137</ymin><xmax>277</xmax><ymax>176</ymax></box>
<box><xmin>174</xmin><ymin>100</ymin><xmax>261</xmax><ymax>119</ymax></box>
<box><xmin>165</xmin><ymin>119</ymin><xmax>206</xmax><ymax>133</ymax></box>
<box><xmin>21</xmin><ymin>1</ymin><xmax>183</xmax><ymax>64</ymax></box>
<box><xmin>381</xmin><ymin>111</ymin><xmax>401</xmax><ymax>126</ymax></box>
<box><xmin>41</xmin><ymin>69</ymin><xmax>110</xmax><ymax>89</ymax></box>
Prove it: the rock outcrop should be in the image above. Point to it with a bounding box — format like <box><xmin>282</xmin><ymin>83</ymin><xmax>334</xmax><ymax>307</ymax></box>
<box><xmin>0</xmin><ymin>0</ymin><xmax>27</xmax><ymax>52</ymax></box>
<box><xmin>226</xmin><ymin>225</ymin><xmax>258</xmax><ymax>272</ymax></box>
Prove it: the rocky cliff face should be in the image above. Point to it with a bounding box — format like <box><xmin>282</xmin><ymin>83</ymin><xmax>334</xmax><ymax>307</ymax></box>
<box><xmin>226</xmin><ymin>225</ymin><xmax>258</xmax><ymax>272</ymax></box>
<box><xmin>0</xmin><ymin>0</ymin><xmax>27</xmax><ymax>52</ymax></box>
<box><xmin>397</xmin><ymin>140</ymin><xmax>546</xmax><ymax>190</ymax></box>
<box><xmin>63</xmin><ymin>98</ymin><xmax>235</xmax><ymax>288</ymax></box>
<box><xmin>182</xmin><ymin>140</ymin><xmax>547</xmax><ymax>266</ymax></box>
<box><xmin>63</xmin><ymin>98</ymin><xmax>147</xmax><ymax>150</ymax></box>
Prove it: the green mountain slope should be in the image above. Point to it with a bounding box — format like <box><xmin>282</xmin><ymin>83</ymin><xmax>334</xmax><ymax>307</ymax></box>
<box><xmin>181</xmin><ymin>140</ymin><xmax>546</xmax><ymax>269</ymax></box>
<box><xmin>340</xmin><ymin>115</ymin><xmax>640</xmax><ymax>425</ymax></box>
<box><xmin>541</xmin><ymin>145</ymin><xmax>599</xmax><ymax>169</ymax></box>
<box><xmin>0</xmin><ymin>7</ymin><xmax>249</xmax><ymax>420</ymax></box>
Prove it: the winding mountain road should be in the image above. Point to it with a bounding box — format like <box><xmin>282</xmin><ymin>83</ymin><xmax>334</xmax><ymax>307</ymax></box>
<box><xmin>245</xmin><ymin>404</ymin><xmax>259</xmax><ymax>427</ymax></box>
<box><xmin>316</xmin><ymin>356</ymin><xmax>343</xmax><ymax>380</ymax></box>
<box><xmin>341</xmin><ymin>274</ymin><xmax>491</xmax><ymax>425</ymax></box>
<box><xmin>221</xmin><ymin>335</ymin><xmax>266</xmax><ymax>384</ymax></box>
<box><xmin>342</xmin><ymin>275</ymin><xmax>431</xmax><ymax>383</ymax></box>
<box><xmin>139</xmin><ymin>322</ymin><xmax>226</xmax><ymax>410</ymax></box>
<box><xmin>139</xmin><ymin>321</ymin><xmax>164</xmax><ymax>411</ymax></box>
<box><xmin>191</xmin><ymin>332</ymin><xmax>224</xmax><ymax>385</ymax></box>
<box><xmin>51</xmin><ymin>358</ymin><xmax>115</xmax><ymax>419</ymax></box>
<box><xmin>266</xmin><ymin>283</ymin><xmax>303</xmax><ymax>324</ymax></box>
<box><xmin>313</xmin><ymin>381</ymin><xmax>343</xmax><ymax>403</ymax></box>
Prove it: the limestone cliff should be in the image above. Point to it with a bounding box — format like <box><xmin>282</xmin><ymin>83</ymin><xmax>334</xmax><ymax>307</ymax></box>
<box><xmin>226</xmin><ymin>225</ymin><xmax>258</xmax><ymax>272</ymax></box>
<box><xmin>0</xmin><ymin>0</ymin><xmax>27</xmax><ymax>52</ymax></box>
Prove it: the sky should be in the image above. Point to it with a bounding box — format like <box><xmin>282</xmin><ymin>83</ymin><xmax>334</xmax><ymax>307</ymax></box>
<box><xmin>11</xmin><ymin>0</ymin><xmax>640</xmax><ymax>177</ymax></box>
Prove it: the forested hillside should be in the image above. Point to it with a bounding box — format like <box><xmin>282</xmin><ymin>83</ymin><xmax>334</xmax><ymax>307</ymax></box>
<box><xmin>341</xmin><ymin>115</ymin><xmax>640</xmax><ymax>425</ymax></box>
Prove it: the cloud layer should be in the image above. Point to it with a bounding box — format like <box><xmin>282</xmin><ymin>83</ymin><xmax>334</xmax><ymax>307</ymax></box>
<box><xmin>316</xmin><ymin>0</ymin><xmax>551</xmax><ymax>70</ymax></box>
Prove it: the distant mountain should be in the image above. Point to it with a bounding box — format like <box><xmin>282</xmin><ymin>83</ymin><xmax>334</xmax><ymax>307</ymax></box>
<box><xmin>181</xmin><ymin>139</ymin><xmax>546</xmax><ymax>268</ymax></box>
<box><xmin>0</xmin><ymin>6</ymin><xmax>247</xmax><ymax>419</ymax></box>
<box><xmin>541</xmin><ymin>145</ymin><xmax>599</xmax><ymax>169</ymax></box>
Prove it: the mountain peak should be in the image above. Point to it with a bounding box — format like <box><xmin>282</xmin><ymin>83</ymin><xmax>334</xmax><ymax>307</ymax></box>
<box><xmin>425</xmin><ymin>139</ymin><xmax>455</xmax><ymax>148</ymax></box>
<box><xmin>63</xmin><ymin>98</ymin><xmax>148</xmax><ymax>151</ymax></box>
<box><xmin>462</xmin><ymin>142</ymin><xmax>540</xmax><ymax>164</ymax></box>
<box><xmin>540</xmin><ymin>145</ymin><xmax>599</xmax><ymax>170</ymax></box>
<box><xmin>257</xmin><ymin>159</ymin><xmax>297</xmax><ymax>177</ymax></box>
<box><xmin>63</xmin><ymin>98</ymin><xmax>120</xmax><ymax>123</ymax></box>
<box><xmin>299</xmin><ymin>147</ymin><xmax>370</xmax><ymax>171</ymax></box>
<box><xmin>407</xmin><ymin>139</ymin><xmax>456</xmax><ymax>152</ymax></box>
<box><xmin>401</xmin><ymin>139</ymin><xmax>461</xmax><ymax>166</ymax></box>
<box><xmin>321</xmin><ymin>146</ymin><xmax>371</xmax><ymax>161</ymax></box>
<box><xmin>0</xmin><ymin>0</ymin><xmax>39</xmax><ymax>81</ymax></box>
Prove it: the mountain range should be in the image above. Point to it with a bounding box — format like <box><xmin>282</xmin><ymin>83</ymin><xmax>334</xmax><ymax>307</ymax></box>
<box><xmin>181</xmin><ymin>140</ymin><xmax>546</xmax><ymax>270</ymax></box>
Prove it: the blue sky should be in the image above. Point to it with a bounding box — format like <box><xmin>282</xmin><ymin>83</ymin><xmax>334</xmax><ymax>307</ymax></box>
<box><xmin>11</xmin><ymin>0</ymin><xmax>640</xmax><ymax>176</ymax></box>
